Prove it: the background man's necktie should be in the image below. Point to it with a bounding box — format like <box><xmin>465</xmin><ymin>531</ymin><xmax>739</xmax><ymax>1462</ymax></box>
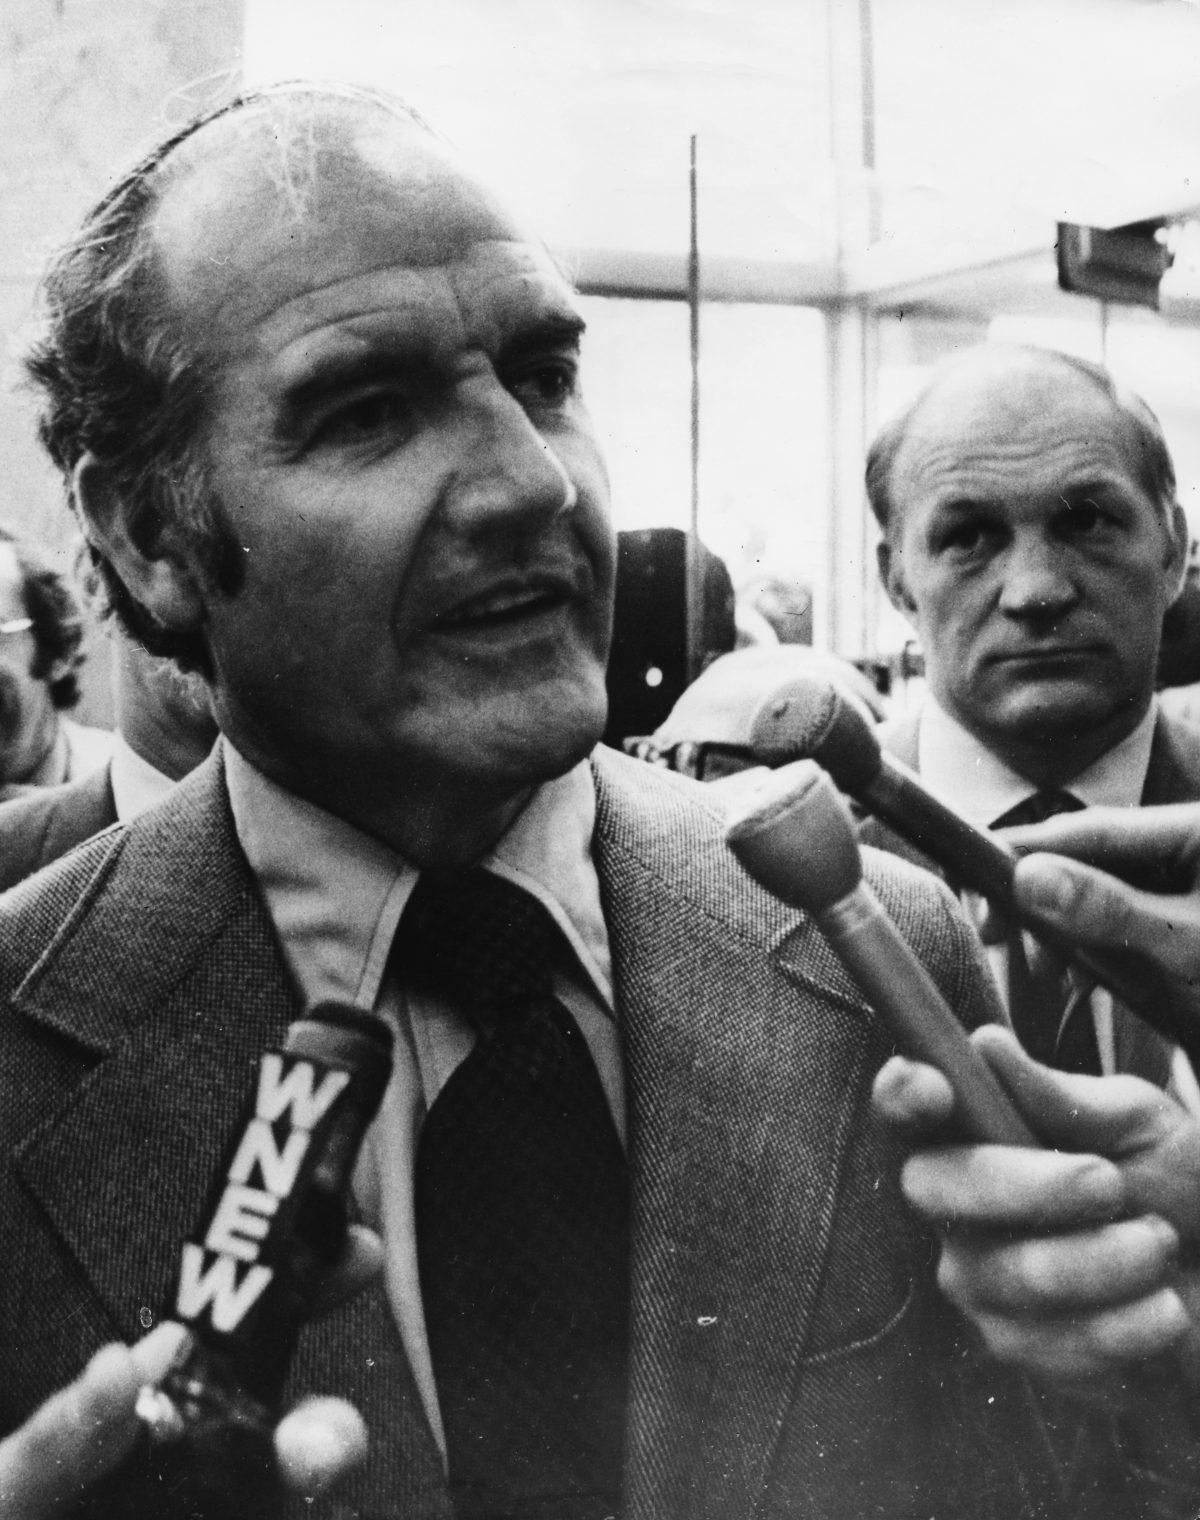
<box><xmin>400</xmin><ymin>868</ymin><xmax>629</xmax><ymax>1520</ymax></box>
<box><xmin>989</xmin><ymin>791</ymin><xmax>1100</xmax><ymax>1074</ymax></box>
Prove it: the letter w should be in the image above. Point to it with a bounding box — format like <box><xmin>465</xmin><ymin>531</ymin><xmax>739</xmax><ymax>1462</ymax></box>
<box><xmin>255</xmin><ymin>1053</ymin><xmax>350</xmax><ymax>1130</ymax></box>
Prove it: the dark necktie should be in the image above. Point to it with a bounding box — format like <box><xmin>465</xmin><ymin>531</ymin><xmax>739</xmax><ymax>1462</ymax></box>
<box><xmin>990</xmin><ymin>791</ymin><xmax>1100</xmax><ymax>1074</ymax></box>
<box><xmin>400</xmin><ymin>868</ymin><xmax>629</xmax><ymax>1520</ymax></box>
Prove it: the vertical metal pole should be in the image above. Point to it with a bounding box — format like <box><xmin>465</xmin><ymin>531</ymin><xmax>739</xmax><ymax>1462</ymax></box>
<box><xmin>686</xmin><ymin>134</ymin><xmax>702</xmax><ymax>684</ymax></box>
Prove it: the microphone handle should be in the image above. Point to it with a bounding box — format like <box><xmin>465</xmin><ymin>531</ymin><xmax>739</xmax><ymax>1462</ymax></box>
<box><xmin>862</xmin><ymin>762</ymin><xmax>1199</xmax><ymax>1059</ymax></box>
<box><xmin>818</xmin><ymin>881</ymin><xmax>1036</xmax><ymax>1147</ymax></box>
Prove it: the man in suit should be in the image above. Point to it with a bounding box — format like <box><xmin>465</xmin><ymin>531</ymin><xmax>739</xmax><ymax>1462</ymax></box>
<box><xmin>2</xmin><ymin>85</ymin><xmax>1197</xmax><ymax>1519</ymax></box>
<box><xmin>0</xmin><ymin>634</ymin><xmax>217</xmax><ymax>889</ymax></box>
<box><xmin>866</xmin><ymin>344</ymin><xmax>1200</xmax><ymax>1083</ymax></box>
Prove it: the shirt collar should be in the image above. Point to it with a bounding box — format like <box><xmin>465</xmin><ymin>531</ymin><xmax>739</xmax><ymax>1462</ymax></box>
<box><xmin>109</xmin><ymin>732</ymin><xmax>176</xmax><ymax>822</ymax></box>
<box><xmin>916</xmin><ymin>696</ymin><xmax>1159</xmax><ymax>829</ymax></box>
<box><xmin>223</xmin><ymin>740</ymin><xmax>612</xmax><ymax>1014</ymax></box>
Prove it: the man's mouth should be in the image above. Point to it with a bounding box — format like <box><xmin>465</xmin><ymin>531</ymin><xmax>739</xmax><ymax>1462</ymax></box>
<box><xmin>430</xmin><ymin>574</ymin><xmax>577</xmax><ymax>632</ymax></box>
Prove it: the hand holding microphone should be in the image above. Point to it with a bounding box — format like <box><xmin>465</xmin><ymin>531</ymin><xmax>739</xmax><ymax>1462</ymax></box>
<box><xmin>746</xmin><ymin>677</ymin><xmax>1200</xmax><ymax>1064</ymax></box>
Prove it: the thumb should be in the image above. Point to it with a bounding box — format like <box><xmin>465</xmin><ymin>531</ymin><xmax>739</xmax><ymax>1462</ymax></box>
<box><xmin>972</xmin><ymin>1024</ymin><xmax>1177</xmax><ymax>1156</ymax></box>
<box><xmin>1015</xmin><ymin>852</ymin><xmax>1200</xmax><ymax>977</ymax></box>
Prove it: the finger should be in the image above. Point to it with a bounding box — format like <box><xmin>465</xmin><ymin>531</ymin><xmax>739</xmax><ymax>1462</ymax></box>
<box><xmin>1014</xmin><ymin>854</ymin><xmax>1200</xmax><ymax>980</ymax></box>
<box><xmin>973</xmin><ymin>1025</ymin><xmax>1178</xmax><ymax>1157</ymax></box>
<box><xmin>1001</xmin><ymin>803</ymin><xmax>1200</xmax><ymax>883</ymax></box>
<box><xmin>871</xmin><ymin>1055</ymin><xmax>956</xmax><ymax>1136</ymax></box>
<box><xmin>970</xmin><ymin>1286</ymin><xmax>1191</xmax><ymax>1382</ymax></box>
<box><xmin>938</xmin><ymin>1215</ymin><xmax>1180</xmax><ymax>1317</ymax></box>
<box><xmin>0</xmin><ymin>1344</ymin><xmax>141</xmax><ymax>1519</ymax></box>
<box><xmin>306</xmin><ymin>1224</ymin><xmax>384</xmax><ymax>1316</ymax></box>
<box><xmin>129</xmin><ymin>1321</ymin><xmax>191</xmax><ymax>1384</ymax></box>
<box><xmin>901</xmin><ymin>1141</ymin><xmax>1124</xmax><ymax>1230</ymax></box>
<box><xmin>274</xmin><ymin>1396</ymin><xmax>368</xmax><ymax>1498</ymax></box>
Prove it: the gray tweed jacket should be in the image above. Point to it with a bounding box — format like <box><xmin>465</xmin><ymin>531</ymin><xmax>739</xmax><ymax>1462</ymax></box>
<box><xmin>0</xmin><ymin>744</ymin><xmax>1142</xmax><ymax>1518</ymax></box>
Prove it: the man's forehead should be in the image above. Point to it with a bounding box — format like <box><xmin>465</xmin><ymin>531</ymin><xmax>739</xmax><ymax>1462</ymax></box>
<box><xmin>151</xmin><ymin>109</ymin><xmax>543</xmax><ymax>330</ymax></box>
<box><xmin>893</xmin><ymin>356</ymin><xmax>1138</xmax><ymax>499</ymax></box>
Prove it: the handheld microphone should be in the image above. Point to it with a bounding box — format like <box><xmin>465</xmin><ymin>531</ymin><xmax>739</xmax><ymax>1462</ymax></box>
<box><xmin>726</xmin><ymin>762</ymin><xmax>1035</xmax><ymax>1147</ymax></box>
<box><xmin>117</xmin><ymin>1002</ymin><xmax>394</xmax><ymax>1520</ymax></box>
<box><xmin>747</xmin><ymin>678</ymin><xmax>1197</xmax><ymax>1060</ymax></box>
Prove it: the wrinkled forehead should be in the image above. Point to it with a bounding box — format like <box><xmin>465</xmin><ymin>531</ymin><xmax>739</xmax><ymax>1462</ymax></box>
<box><xmin>149</xmin><ymin>103</ymin><xmax>558</xmax><ymax>340</ymax></box>
<box><xmin>891</xmin><ymin>355</ymin><xmax>1150</xmax><ymax>507</ymax></box>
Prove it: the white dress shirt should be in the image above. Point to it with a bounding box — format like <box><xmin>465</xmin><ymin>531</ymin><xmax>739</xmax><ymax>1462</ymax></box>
<box><xmin>913</xmin><ymin>697</ymin><xmax>1200</xmax><ymax>1105</ymax></box>
<box><xmin>224</xmin><ymin>742</ymin><xmax>621</xmax><ymax>1454</ymax></box>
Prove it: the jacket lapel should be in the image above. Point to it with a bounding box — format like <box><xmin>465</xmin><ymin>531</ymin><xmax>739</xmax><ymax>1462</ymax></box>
<box><xmin>593</xmin><ymin>750</ymin><xmax>876</xmax><ymax>1520</ymax></box>
<box><xmin>1142</xmin><ymin>710</ymin><xmax>1200</xmax><ymax>805</ymax></box>
<box><xmin>10</xmin><ymin>753</ymin><xmax>447</xmax><ymax>1518</ymax></box>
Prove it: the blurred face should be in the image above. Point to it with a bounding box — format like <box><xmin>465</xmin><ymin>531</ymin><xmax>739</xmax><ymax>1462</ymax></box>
<box><xmin>0</xmin><ymin>545</ymin><xmax>59</xmax><ymax>784</ymax></box>
<box><xmin>878</xmin><ymin>357</ymin><xmax>1186</xmax><ymax>781</ymax></box>
<box><xmin>151</xmin><ymin>114</ymin><xmax>615</xmax><ymax>844</ymax></box>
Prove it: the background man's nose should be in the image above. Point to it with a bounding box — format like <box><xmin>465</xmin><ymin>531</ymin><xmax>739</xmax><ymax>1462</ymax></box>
<box><xmin>998</xmin><ymin>538</ymin><xmax>1076</xmax><ymax>618</ymax></box>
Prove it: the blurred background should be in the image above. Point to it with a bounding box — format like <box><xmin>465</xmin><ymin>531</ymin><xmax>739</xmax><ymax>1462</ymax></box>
<box><xmin>1</xmin><ymin>0</ymin><xmax>1198</xmax><ymax>722</ymax></box>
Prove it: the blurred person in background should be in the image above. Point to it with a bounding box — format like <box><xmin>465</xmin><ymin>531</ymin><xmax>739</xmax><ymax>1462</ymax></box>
<box><xmin>0</xmin><ymin>632</ymin><xmax>216</xmax><ymax>890</ymax></box>
<box><xmin>0</xmin><ymin>524</ymin><xmax>111</xmax><ymax>800</ymax></box>
<box><xmin>625</xmin><ymin>643</ymin><xmax>883</xmax><ymax>789</ymax></box>
<box><xmin>866</xmin><ymin>342</ymin><xmax>1199</xmax><ymax>1085</ymax></box>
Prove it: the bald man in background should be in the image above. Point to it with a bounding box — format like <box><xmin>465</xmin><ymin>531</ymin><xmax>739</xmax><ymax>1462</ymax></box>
<box><xmin>865</xmin><ymin>344</ymin><xmax>1200</xmax><ymax>1085</ymax></box>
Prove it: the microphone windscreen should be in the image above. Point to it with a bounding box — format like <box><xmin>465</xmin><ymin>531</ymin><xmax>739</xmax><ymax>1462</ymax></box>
<box><xmin>726</xmin><ymin>761</ymin><xmax>862</xmax><ymax>915</ymax></box>
<box><xmin>749</xmin><ymin>678</ymin><xmax>884</xmax><ymax>794</ymax></box>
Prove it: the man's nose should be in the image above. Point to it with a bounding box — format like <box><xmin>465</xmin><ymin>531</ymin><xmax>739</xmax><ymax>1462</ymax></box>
<box><xmin>997</xmin><ymin>536</ymin><xmax>1077</xmax><ymax>619</ymax></box>
<box><xmin>444</xmin><ymin>384</ymin><xmax>577</xmax><ymax>532</ymax></box>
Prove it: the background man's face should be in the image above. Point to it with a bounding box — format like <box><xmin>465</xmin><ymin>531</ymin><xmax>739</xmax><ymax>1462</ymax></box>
<box><xmin>0</xmin><ymin>545</ymin><xmax>57</xmax><ymax>783</ymax></box>
<box><xmin>879</xmin><ymin>358</ymin><xmax>1186</xmax><ymax>774</ymax></box>
<box><xmin>152</xmin><ymin>116</ymin><xmax>615</xmax><ymax>822</ymax></box>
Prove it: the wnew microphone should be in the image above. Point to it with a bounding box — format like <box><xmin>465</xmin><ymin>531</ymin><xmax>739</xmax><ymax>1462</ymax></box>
<box><xmin>746</xmin><ymin>678</ymin><xmax>1198</xmax><ymax>1060</ymax></box>
<box><xmin>726</xmin><ymin>762</ymin><xmax>1034</xmax><ymax>1146</ymax></box>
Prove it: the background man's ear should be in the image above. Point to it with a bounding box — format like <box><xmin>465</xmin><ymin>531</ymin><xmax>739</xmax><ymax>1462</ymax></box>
<box><xmin>72</xmin><ymin>454</ymin><xmax>205</xmax><ymax>633</ymax></box>
<box><xmin>876</xmin><ymin>538</ymin><xmax>916</xmax><ymax>619</ymax></box>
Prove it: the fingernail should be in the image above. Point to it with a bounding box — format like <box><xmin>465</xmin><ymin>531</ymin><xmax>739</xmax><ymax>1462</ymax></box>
<box><xmin>1015</xmin><ymin>857</ymin><xmax>1076</xmax><ymax>915</ymax></box>
<box><xmin>1076</xmin><ymin>1157</ymin><xmax>1125</xmax><ymax>1211</ymax></box>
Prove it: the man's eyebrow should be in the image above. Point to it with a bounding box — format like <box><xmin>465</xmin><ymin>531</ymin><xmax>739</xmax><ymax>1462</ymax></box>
<box><xmin>276</xmin><ymin>346</ymin><xmax>429</xmax><ymax>424</ymax></box>
<box><xmin>498</xmin><ymin>311</ymin><xmax>587</xmax><ymax>361</ymax></box>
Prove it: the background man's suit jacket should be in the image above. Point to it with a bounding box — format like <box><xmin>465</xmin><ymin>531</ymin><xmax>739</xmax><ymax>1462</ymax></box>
<box><xmin>0</xmin><ymin>746</ymin><xmax>1143</xmax><ymax>1518</ymax></box>
<box><xmin>0</xmin><ymin>761</ymin><xmax>116</xmax><ymax>892</ymax></box>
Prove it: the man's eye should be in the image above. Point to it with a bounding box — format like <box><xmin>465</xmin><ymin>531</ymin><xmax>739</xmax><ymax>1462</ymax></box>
<box><xmin>509</xmin><ymin>361</ymin><xmax>578</xmax><ymax>411</ymax></box>
<box><xmin>1060</xmin><ymin>500</ymin><xmax>1105</xmax><ymax>537</ymax></box>
<box><xmin>309</xmin><ymin>391</ymin><xmax>414</xmax><ymax>450</ymax></box>
<box><xmin>936</xmin><ymin>521</ymin><xmax>989</xmax><ymax>555</ymax></box>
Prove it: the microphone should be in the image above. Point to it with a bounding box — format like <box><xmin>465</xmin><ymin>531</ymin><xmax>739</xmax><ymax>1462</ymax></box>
<box><xmin>726</xmin><ymin>761</ymin><xmax>1034</xmax><ymax>1147</ymax></box>
<box><xmin>747</xmin><ymin>678</ymin><xmax>1199</xmax><ymax>1059</ymax></box>
<box><xmin>115</xmin><ymin>1002</ymin><xmax>394</xmax><ymax>1520</ymax></box>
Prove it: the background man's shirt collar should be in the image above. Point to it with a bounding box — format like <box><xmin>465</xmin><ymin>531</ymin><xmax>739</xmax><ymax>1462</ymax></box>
<box><xmin>916</xmin><ymin>695</ymin><xmax>1158</xmax><ymax>828</ymax></box>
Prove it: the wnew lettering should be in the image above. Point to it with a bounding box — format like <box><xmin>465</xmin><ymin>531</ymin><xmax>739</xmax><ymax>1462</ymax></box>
<box><xmin>206</xmin><ymin>1184</ymin><xmax>279</xmax><ymax>1261</ymax></box>
<box><xmin>227</xmin><ymin>1117</ymin><xmax>311</xmax><ymax>1197</ymax></box>
<box><xmin>176</xmin><ymin>1243</ymin><xmax>274</xmax><ymax>1333</ymax></box>
<box><xmin>255</xmin><ymin>1053</ymin><xmax>351</xmax><ymax>1129</ymax></box>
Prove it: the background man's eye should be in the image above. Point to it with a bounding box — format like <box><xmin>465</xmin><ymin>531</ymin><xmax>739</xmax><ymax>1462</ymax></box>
<box><xmin>1065</xmin><ymin>502</ymin><xmax>1102</xmax><ymax>534</ymax></box>
<box><xmin>940</xmin><ymin>523</ymin><xmax>985</xmax><ymax>554</ymax></box>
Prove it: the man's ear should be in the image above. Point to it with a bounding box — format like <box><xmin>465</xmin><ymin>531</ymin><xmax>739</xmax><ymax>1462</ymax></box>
<box><xmin>876</xmin><ymin>536</ymin><xmax>916</xmax><ymax>620</ymax></box>
<box><xmin>72</xmin><ymin>453</ymin><xmax>205</xmax><ymax>632</ymax></box>
<box><xmin>1162</xmin><ymin>499</ymin><xmax>1191</xmax><ymax>607</ymax></box>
